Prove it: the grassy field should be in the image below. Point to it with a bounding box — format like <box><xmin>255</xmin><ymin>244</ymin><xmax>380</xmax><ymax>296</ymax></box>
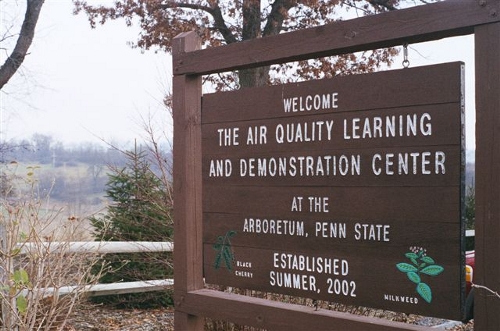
<box><xmin>4</xmin><ymin>161</ymin><xmax>109</xmax><ymax>241</ymax></box>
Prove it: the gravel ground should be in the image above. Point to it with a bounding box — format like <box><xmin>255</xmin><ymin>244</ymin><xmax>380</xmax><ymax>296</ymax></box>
<box><xmin>64</xmin><ymin>304</ymin><xmax>474</xmax><ymax>331</ymax></box>
<box><xmin>66</xmin><ymin>305</ymin><xmax>174</xmax><ymax>331</ymax></box>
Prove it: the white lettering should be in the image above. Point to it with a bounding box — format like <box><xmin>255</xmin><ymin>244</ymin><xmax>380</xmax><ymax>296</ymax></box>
<box><xmin>354</xmin><ymin>223</ymin><xmax>390</xmax><ymax>242</ymax></box>
<box><xmin>371</xmin><ymin>151</ymin><xmax>446</xmax><ymax>176</ymax></box>
<box><xmin>344</xmin><ymin>113</ymin><xmax>433</xmax><ymax>140</ymax></box>
<box><xmin>239</xmin><ymin>155</ymin><xmax>361</xmax><ymax>178</ymax></box>
<box><xmin>209</xmin><ymin>159</ymin><xmax>232</xmax><ymax>177</ymax></box>
<box><xmin>283</xmin><ymin>92</ymin><xmax>339</xmax><ymax>112</ymax></box>
<box><xmin>217</xmin><ymin>127</ymin><xmax>239</xmax><ymax>146</ymax></box>
<box><xmin>275</xmin><ymin>120</ymin><xmax>333</xmax><ymax>144</ymax></box>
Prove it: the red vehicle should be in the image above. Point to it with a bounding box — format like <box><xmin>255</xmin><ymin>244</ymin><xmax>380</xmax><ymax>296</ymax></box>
<box><xmin>464</xmin><ymin>230</ymin><xmax>475</xmax><ymax>322</ymax></box>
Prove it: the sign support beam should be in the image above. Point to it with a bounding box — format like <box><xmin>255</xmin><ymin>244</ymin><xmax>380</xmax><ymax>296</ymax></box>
<box><xmin>177</xmin><ymin>289</ymin><xmax>430</xmax><ymax>331</ymax></box>
<box><xmin>174</xmin><ymin>0</ymin><xmax>500</xmax><ymax>76</ymax></box>
<box><xmin>172</xmin><ymin>31</ymin><xmax>204</xmax><ymax>331</ymax></box>
<box><xmin>474</xmin><ymin>21</ymin><xmax>500</xmax><ymax>331</ymax></box>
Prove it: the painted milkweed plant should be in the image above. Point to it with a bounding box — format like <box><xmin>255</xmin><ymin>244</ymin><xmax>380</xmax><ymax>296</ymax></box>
<box><xmin>396</xmin><ymin>246</ymin><xmax>444</xmax><ymax>303</ymax></box>
<box><xmin>213</xmin><ymin>230</ymin><xmax>237</xmax><ymax>272</ymax></box>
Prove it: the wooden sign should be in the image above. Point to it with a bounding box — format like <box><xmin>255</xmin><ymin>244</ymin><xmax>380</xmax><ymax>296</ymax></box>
<box><xmin>201</xmin><ymin>62</ymin><xmax>465</xmax><ymax>320</ymax></box>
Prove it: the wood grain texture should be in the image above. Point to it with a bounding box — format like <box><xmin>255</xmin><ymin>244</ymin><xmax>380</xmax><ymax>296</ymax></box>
<box><xmin>474</xmin><ymin>22</ymin><xmax>500</xmax><ymax>331</ymax></box>
<box><xmin>174</xmin><ymin>0</ymin><xmax>500</xmax><ymax>75</ymax></box>
<box><xmin>201</xmin><ymin>63</ymin><xmax>464</xmax><ymax>320</ymax></box>
<box><xmin>177</xmin><ymin>289</ymin><xmax>432</xmax><ymax>331</ymax></box>
<box><xmin>172</xmin><ymin>31</ymin><xmax>204</xmax><ymax>331</ymax></box>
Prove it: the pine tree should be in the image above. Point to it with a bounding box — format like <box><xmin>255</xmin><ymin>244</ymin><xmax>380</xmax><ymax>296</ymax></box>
<box><xmin>90</xmin><ymin>146</ymin><xmax>173</xmax><ymax>307</ymax></box>
<box><xmin>464</xmin><ymin>185</ymin><xmax>475</xmax><ymax>230</ymax></box>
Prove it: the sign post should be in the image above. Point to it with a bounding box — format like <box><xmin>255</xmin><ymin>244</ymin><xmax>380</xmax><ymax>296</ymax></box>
<box><xmin>173</xmin><ymin>1</ymin><xmax>500</xmax><ymax>329</ymax></box>
<box><xmin>474</xmin><ymin>21</ymin><xmax>500</xmax><ymax>330</ymax></box>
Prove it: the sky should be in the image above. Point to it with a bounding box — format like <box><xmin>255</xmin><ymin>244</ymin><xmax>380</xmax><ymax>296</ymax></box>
<box><xmin>1</xmin><ymin>1</ymin><xmax>475</xmax><ymax>156</ymax></box>
<box><xmin>1</xmin><ymin>0</ymin><xmax>172</xmax><ymax>147</ymax></box>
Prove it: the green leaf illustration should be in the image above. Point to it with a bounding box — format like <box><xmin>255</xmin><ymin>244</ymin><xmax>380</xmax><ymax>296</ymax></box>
<box><xmin>421</xmin><ymin>256</ymin><xmax>435</xmax><ymax>264</ymax></box>
<box><xmin>213</xmin><ymin>231</ymin><xmax>236</xmax><ymax>272</ymax></box>
<box><xmin>407</xmin><ymin>271</ymin><xmax>421</xmax><ymax>284</ymax></box>
<box><xmin>214</xmin><ymin>251</ymin><xmax>222</xmax><ymax>270</ymax></box>
<box><xmin>398</xmin><ymin>248</ymin><xmax>444</xmax><ymax>303</ymax></box>
<box><xmin>416</xmin><ymin>282</ymin><xmax>433</xmax><ymax>303</ymax></box>
<box><xmin>223</xmin><ymin>246</ymin><xmax>233</xmax><ymax>270</ymax></box>
<box><xmin>212</xmin><ymin>236</ymin><xmax>223</xmax><ymax>251</ymax></box>
<box><xmin>405</xmin><ymin>252</ymin><xmax>418</xmax><ymax>259</ymax></box>
<box><xmin>396</xmin><ymin>263</ymin><xmax>418</xmax><ymax>273</ymax></box>
<box><xmin>420</xmin><ymin>265</ymin><xmax>444</xmax><ymax>276</ymax></box>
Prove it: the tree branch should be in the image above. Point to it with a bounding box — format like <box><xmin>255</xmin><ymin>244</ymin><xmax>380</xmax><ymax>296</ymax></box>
<box><xmin>367</xmin><ymin>0</ymin><xmax>397</xmax><ymax>11</ymax></box>
<box><xmin>159</xmin><ymin>1</ymin><xmax>213</xmax><ymax>14</ymax></box>
<box><xmin>242</xmin><ymin>0</ymin><xmax>261</xmax><ymax>40</ymax></box>
<box><xmin>262</xmin><ymin>0</ymin><xmax>296</xmax><ymax>37</ymax></box>
<box><xmin>210</xmin><ymin>2</ymin><xmax>238</xmax><ymax>44</ymax></box>
<box><xmin>473</xmin><ymin>283</ymin><xmax>500</xmax><ymax>300</ymax></box>
<box><xmin>0</xmin><ymin>0</ymin><xmax>45</xmax><ymax>90</ymax></box>
<box><xmin>159</xmin><ymin>1</ymin><xmax>237</xmax><ymax>44</ymax></box>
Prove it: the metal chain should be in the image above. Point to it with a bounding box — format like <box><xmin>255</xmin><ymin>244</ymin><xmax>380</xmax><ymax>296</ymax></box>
<box><xmin>402</xmin><ymin>43</ymin><xmax>410</xmax><ymax>68</ymax></box>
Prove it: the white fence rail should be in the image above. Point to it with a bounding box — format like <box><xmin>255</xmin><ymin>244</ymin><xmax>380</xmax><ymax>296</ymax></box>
<box><xmin>35</xmin><ymin>279</ymin><xmax>175</xmax><ymax>298</ymax></box>
<box><xmin>18</xmin><ymin>241</ymin><xmax>174</xmax><ymax>298</ymax></box>
<box><xmin>18</xmin><ymin>241</ymin><xmax>173</xmax><ymax>255</ymax></box>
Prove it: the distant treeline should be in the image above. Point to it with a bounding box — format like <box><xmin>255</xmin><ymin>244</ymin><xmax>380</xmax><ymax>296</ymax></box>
<box><xmin>1</xmin><ymin>134</ymin><xmax>172</xmax><ymax>206</ymax></box>
<box><xmin>1</xmin><ymin>134</ymin><xmax>129</xmax><ymax>166</ymax></box>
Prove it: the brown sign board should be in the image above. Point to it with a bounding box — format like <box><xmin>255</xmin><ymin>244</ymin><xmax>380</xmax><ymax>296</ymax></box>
<box><xmin>201</xmin><ymin>62</ymin><xmax>465</xmax><ymax>320</ymax></box>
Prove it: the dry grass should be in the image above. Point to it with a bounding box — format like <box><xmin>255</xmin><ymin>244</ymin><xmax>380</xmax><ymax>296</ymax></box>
<box><xmin>1</xmin><ymin>170</ymin><xmax>105</xmax><ymax>330</ymax></box>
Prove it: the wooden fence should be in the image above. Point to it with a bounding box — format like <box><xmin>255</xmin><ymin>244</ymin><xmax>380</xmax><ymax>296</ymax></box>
<box><xmin>18</xmin><ymin>241</ymin><xmax>174</xmax><ymax>297</ymax></box>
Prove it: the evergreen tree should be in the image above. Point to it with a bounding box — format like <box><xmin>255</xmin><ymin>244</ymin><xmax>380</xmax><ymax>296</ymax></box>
<box><xmin>464</xmin><ymin>185</ymin><xmax>475</xmax><ymax>230</ymax></box>
<box><xmin>90</xmin><ymin>146</ymin><xmax>173</xmax><ymax>308</ymax></box>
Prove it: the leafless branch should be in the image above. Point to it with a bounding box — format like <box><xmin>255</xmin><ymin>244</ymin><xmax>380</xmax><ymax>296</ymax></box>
<box><xmin>0</xmin><ymin>0</ymin><xmax>45</xmax><ymax>90</ymax></box>
<box><xmin>159</xmin><ymin>1</ymin><xmax>237</xmax><ymax>44</ymax></box>
<box><xmin>473</xmin><ymin>283</ymin><xmax>500</xmax><ymax>299</ymax></box>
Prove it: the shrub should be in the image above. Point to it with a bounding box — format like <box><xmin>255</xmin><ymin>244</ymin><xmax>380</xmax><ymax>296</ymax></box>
<box><xmin>1</xmin><ymin>165</ymin><xmax>103</xmax><ymax>330</ymax></box>
<box><xmin>89</xmin><ymin>147</ymin><xmax>174</xmax><ymax>308</ymax></box>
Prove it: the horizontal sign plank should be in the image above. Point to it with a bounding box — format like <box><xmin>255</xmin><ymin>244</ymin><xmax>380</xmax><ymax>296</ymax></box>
<box><xmin>203</xmin><ymin>244</ymin><xmax>462</xmax><ymax>319</ymax></box>
<box><xmin>174</xmin><ymin>1</ymin><xmax>500</xmax><ymax>75</ymax></box>
<box><xmin>203</xmin><ymin>186</ymin><xmax>460</xmax><ymax>223</ymax></box>
<box><xmin>202</xmin><ymin>146</ymin><xmax>461</xmax><ymax>187</ymax></box>
<box><xmin>203</xmin><ymin>213</ymin><xmax>460</xmax><ymax>249</ymax></box>
<box><xmin>202</xmin><ymin>63</ymin><xmax>463</xmax><ymax>123</ymax></box>
<box><xmin>202</xmin><ymin>104</ymin><xmax>461</xmax><ymax>155</ymax></box>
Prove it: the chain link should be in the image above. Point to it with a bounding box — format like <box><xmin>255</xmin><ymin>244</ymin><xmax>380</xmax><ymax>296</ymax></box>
<box><xmin>402</xmin><ymin>43</ymin><xmax>410</xmax><ymax>68</ymax></box>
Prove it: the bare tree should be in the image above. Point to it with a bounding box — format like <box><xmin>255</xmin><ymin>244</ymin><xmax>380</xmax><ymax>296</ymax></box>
<box><xmin>0</xmin><ymin>0</ymin><xmax>45</xmax><ymax>90</ymax></box>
